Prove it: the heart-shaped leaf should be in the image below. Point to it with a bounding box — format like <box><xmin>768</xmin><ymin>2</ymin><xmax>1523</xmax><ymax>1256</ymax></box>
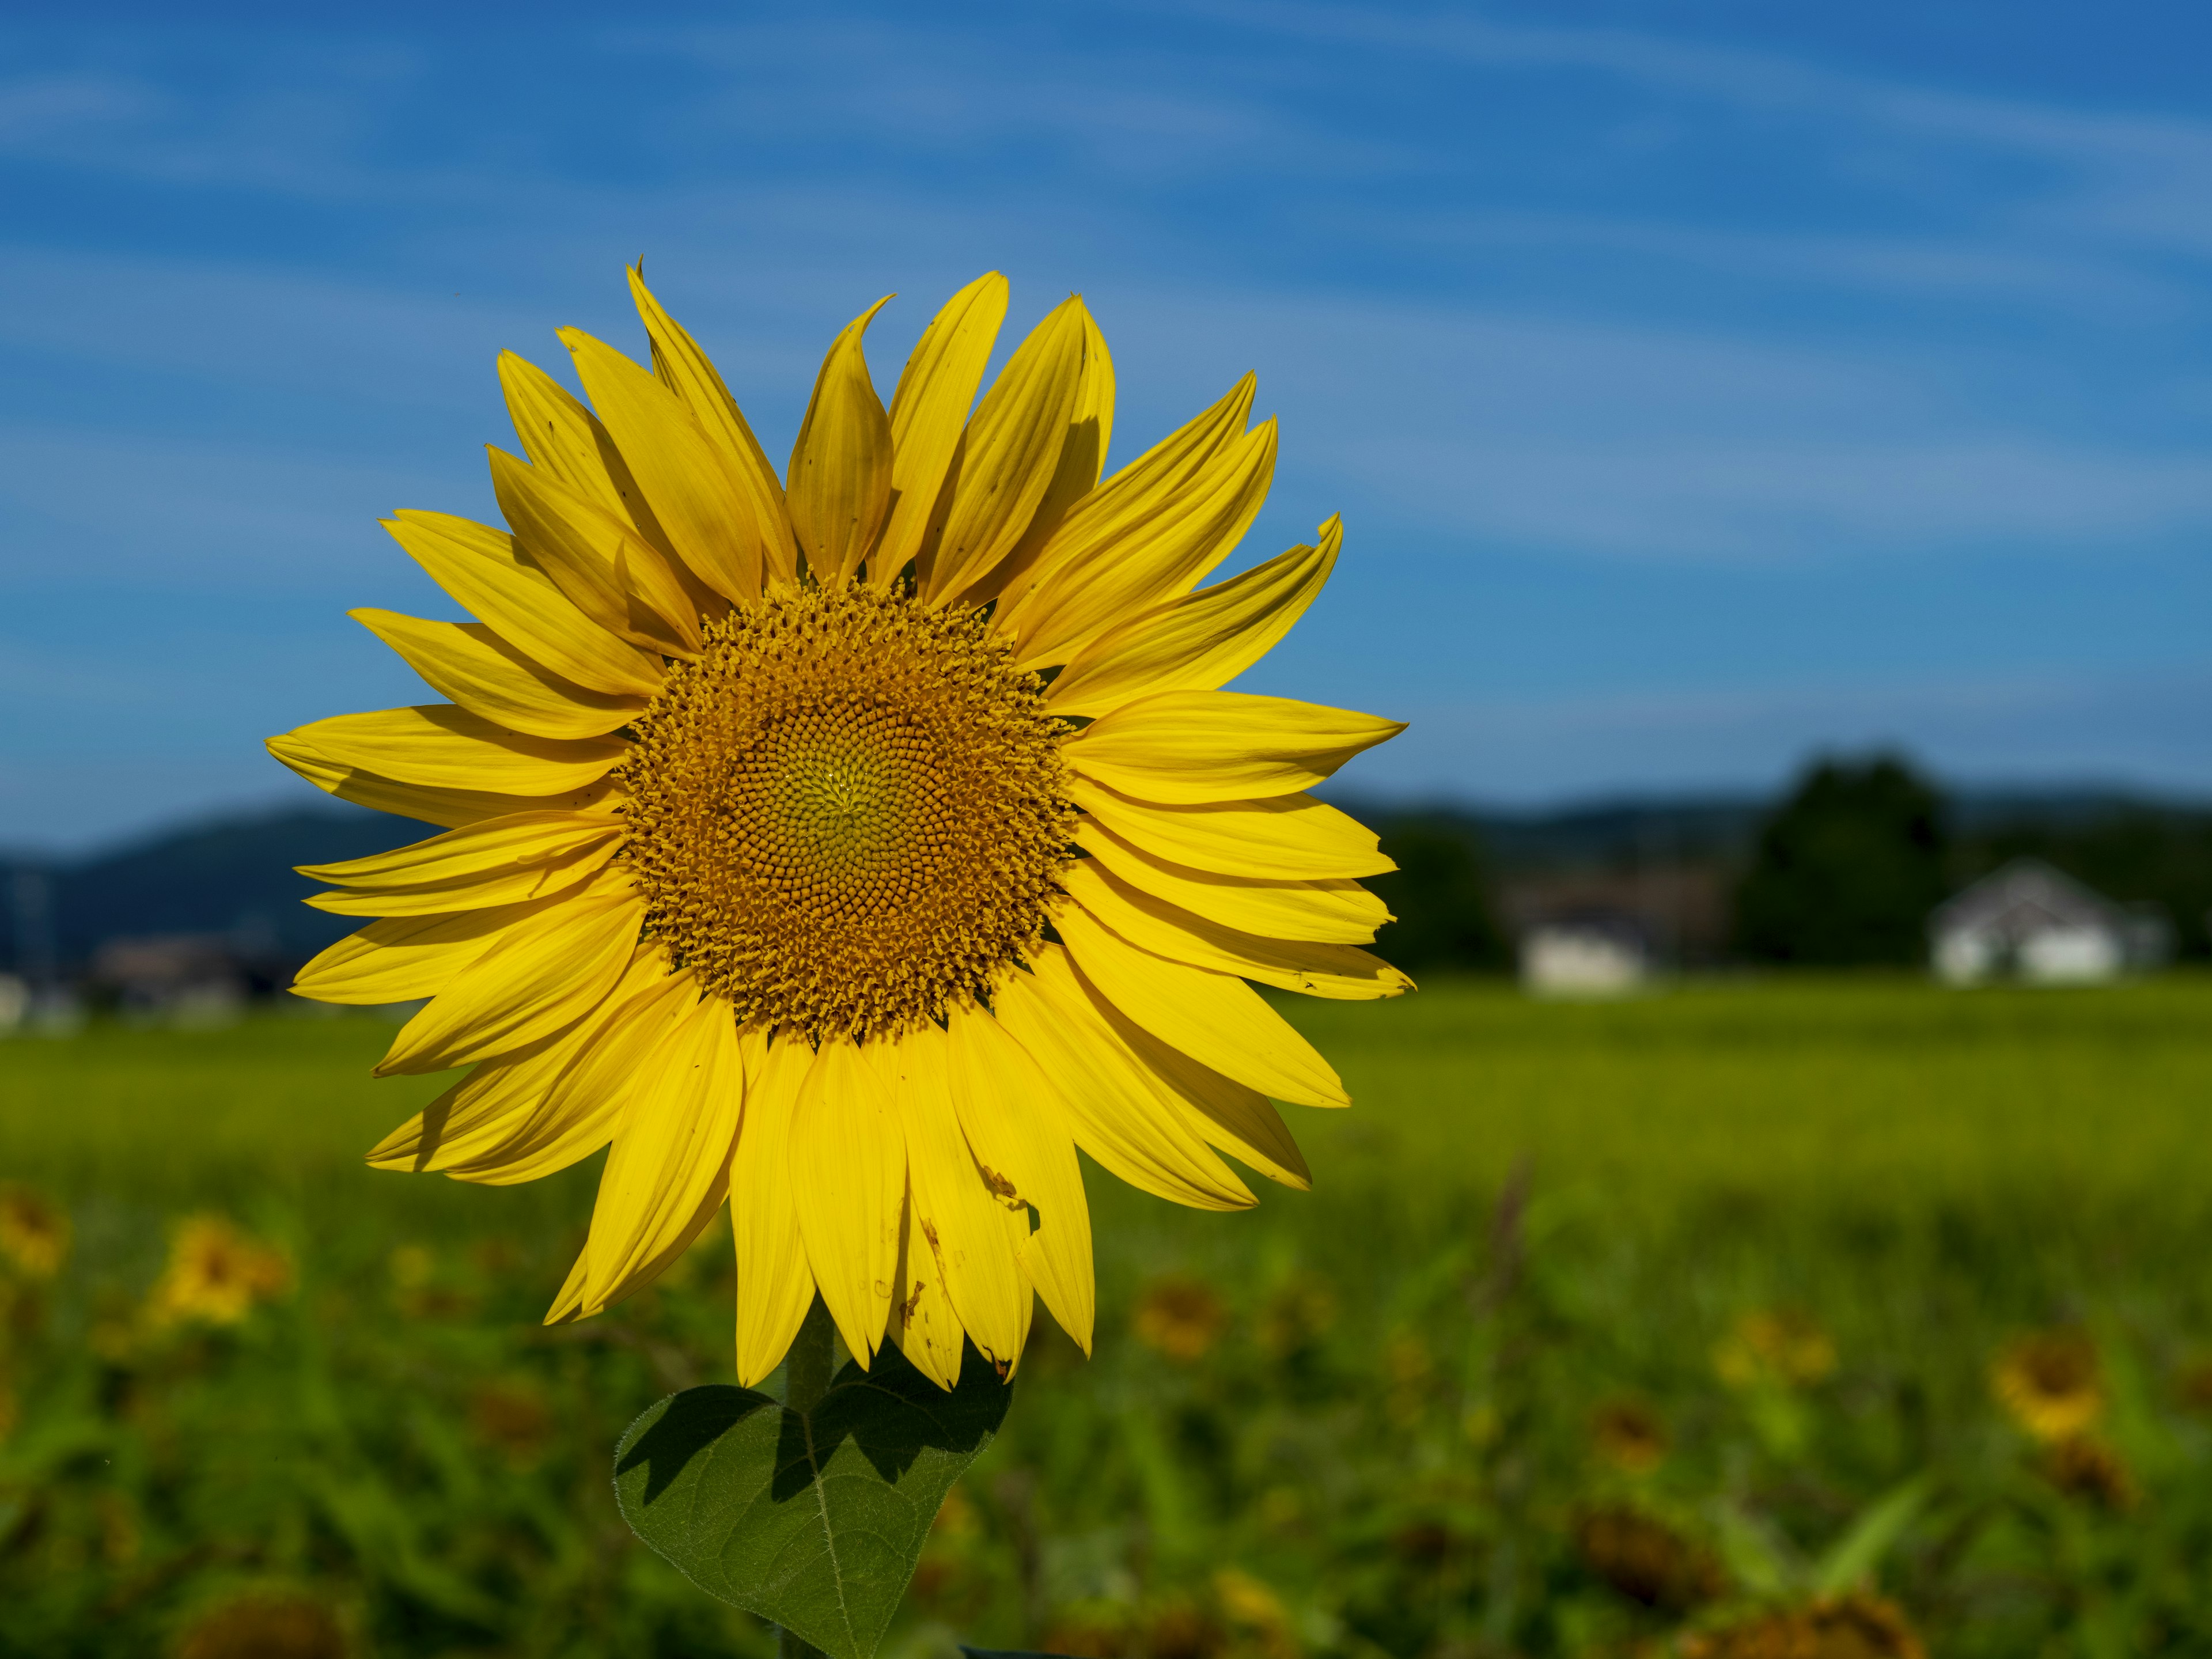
<box><xmin>615</xmin><ymin>1340</ymin><xmax>1012</xmax><ymax>1659</ymax></box>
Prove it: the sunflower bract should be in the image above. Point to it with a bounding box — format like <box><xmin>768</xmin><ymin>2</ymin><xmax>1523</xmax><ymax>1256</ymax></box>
<box><xmin>271</xmin><ymin>269</ymin><xmax>1410</xmax><ymax>1390</ymax></box>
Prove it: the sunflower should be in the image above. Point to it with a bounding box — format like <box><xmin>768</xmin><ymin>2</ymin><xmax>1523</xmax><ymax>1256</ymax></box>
<box><xmin>1991</xmin><ymin>1328</ymin><xmax>2104</xmax><ymax>1443</ymax></box>
<box><xmin>272</xmin><ymin>271</ymin><xmax>1408</xmax><ymax>1389</ymax></box>
<box><xmin>0</xmin><ymin>1185</ymin><xmax>69</xmax><ymax>1279</ymax></box>
<box><xmin>147</xmin><ymin>1214</ymin><xmax>292</xmax><ymax>1328</ymax></box>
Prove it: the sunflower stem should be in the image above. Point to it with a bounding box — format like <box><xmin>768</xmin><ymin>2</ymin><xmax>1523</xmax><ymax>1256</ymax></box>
<box><xmin>778</xmin><ymin>1296</ymin><xmax>839</xmax><ymax>1659</ymax></box>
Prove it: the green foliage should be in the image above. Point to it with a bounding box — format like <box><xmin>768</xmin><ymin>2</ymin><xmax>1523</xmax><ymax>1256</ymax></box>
<box><xmin>1368</xmin><ymin>822</ymin><xmax>1511</xmax><ymax>971</ymax></box>
<box><xmin>8</xmin><ymin>984</ymin><xmax>2212</xmax><ymax>1654</ymax></box>
<box><xmin>616</xmin><ymin>1350</ymin><xmax>1011</xmax><ymax>1659</ymax></box>
<box><xmin>1734</xmin><ymin>755</ymin><xmax>1949</xmax><ymax>964</ymax></box>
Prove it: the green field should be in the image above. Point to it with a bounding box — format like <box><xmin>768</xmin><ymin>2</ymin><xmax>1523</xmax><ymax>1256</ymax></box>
<box><xmin>6</xmin><ymin>978</ymin><xmax>2212</xmax><ymax>1657</ymax></box>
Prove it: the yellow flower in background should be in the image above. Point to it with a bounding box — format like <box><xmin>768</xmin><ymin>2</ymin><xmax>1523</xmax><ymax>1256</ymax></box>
<box><xmin>1589</xmin><ymin>1396</ymin><xmax>1669</xmax><ymax>1475</ymax></box>
<box><xmin>1679</xmin><ymin>1592</ymin><xmax>1926</xmax><ymax>1659</ymax></box>
<box><xmin>1992</xmin><ymin>1328</ymin><xmax>2105</xmax><ymax>1442</ymax></box>
<box><xmin>272</xmin><ymin>270</ymin><xmax>1407</xmax><ymax>1388</ymax></box>
<box><xmin>0</xmin><ymin>1186</ymin><xmax>69</xmax><ymax>1279</ymax></box>
<box><xmin>176</xmin><ymin>1594</ymin><xmax>347</xmax><ymax>1659</ymax></box>
<box><xmin>147</xmin><ymin>1215</ymin><xmax>291</xmax><ymax>1328</ymax></box>
<box><xmin>2043</xmin><ymin>1433</ymin><xmax>2137</xmax><ymax>1511</ymax></box>
<box><xmin>1713</xmin><ymin>1308</ymin><xmax>1836</xmax><ymax>1391</ymax></box>
<box><xmin>1131</xmin><ymin>1273</ymin><xmax>1230</xmax><ymax>1362</ymax></box>
<box><xmin>469</xmin><ymin>1378</ymin><xmax>556</xmax><ymax>1471</ymax></box>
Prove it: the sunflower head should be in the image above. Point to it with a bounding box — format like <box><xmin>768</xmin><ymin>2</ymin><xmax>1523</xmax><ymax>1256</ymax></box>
<box><xmin>1677</xmin><ymin>1592</ymin><xmax>1927</xmax><ymax>1659</ymax></box>
<box><xmin>1571</xmin><ymin>1501</ymin><xmax>1728</xmax><ymax>1612</ymax></box>
<box><xmin>1131</xmin><ymin>1273</ymin><xmax>1230</xmax><ymax>1362</ymax></box>
<box><xmin>175</xmin><ymin>1593</ymin><xmax>347</xmax><ymax>1659</ymax></box>
<box><xmin>148</xmin><ymin>1215</ymin><xmax>290</xmax><ymax>1329</ymax></box>
<box><xmin>469</xmin><ymin>1379</ymin><xmax>556</xmax><ymax>1471</ymax></box>
<box><xmin>1590</xmin><ymin>1396</ymin><xmax>1670</xmax><ymax>1475</ymax></box>
<box><xmin>1713</xmin><ymin>1308</ymin><xmax>1837</xmax><ymax>1391</ymax></box>
<box><xmin>274</xmin><ymin>270</ymin><xmax>1408</xmax><ymax>1387</ymax></box>
<box><xmin>2043</xmin><ymin>1432</ymin><xmax>2138</xmax><ymax>1510</ymax></box>
<box><xmin>620</xmin><ymin>582</ymin><xmax>1071</xmax><ymax>1044</ymax></box>
<box><xmin>1991</xmin><ymin>1328</ymin><xmax>2104</xmax><ymax>1442</ymax></box>
<box><xmin>0</xmin><ymin>1187</ymin><xmax>69</xmax><ymax>1280</ymax></box>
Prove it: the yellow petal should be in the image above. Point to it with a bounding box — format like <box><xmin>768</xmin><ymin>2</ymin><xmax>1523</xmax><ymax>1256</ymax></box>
<box><xmin>628</xmin><ymin>268</ymin><xmax>802</xmax><ymax>586</ymax></box>
<box><xmin>1114</xmin><ymin>1020</ymin><xmax>1312</xmax><ymax>1191</ymax></box>
<box><xmin>999</xmin><ymin>392</ymin><xmax>1271</xmax><ymax>668</ymax></box>
<box><xmin>278</xmin><ymin>706</ymin><xmax>626</xmax><ymax>797</ymax></box>
<box><xmin>888</xmin><ymin>1184</ymin><xmax>968</xmax><ymax>1391</ymax></box>
<box><xmin>559</xmin><ymin>987</ymin><xmax>744</xmax><ymax>1318</ymax></box>
<box><xmin>291</xmin><ymin>898</ymin><xmax>566</xmax><ymax>1005</ymax></box>
<box><xmin>489</xmin><ymin>448</ymin><xmax>701</xmax><ymax>656</ymax></box>
<box><xmin>944</xmin><ymin>1003</ymin><xmax>1094</xmax><ymax>1352</ymax></box>
<box><xmin>447</xmin><ymin>955</ymin><xmax>697</xmax><ymax>1187</ymax></box>
<box><xmin>1006</xmin><ymin>372</ymin><xmax>1252</xmax><ymax>631</ymax></box>
<box><xmin>876</xmin><ymin>273</ymin><xmax>1008</xmax><ymax>581</ymax></box>
<box><xmin>304</xmin><ymin>819</ymin><xmax>625</xmax><ymax>915</ymax></box>
<box><xmin>1061</xmin><ymin>861</ymin><xmax>1411</xmax><ymax>1001</ymax></box>
<box><xmin>498</xmin><ymin>349</ymin><xmax>686</xmax><ymax>565</ymax></box>
<box><xmin>1074</xmin><ymin>813</ymin><xmax>1388</xmax><ymax>945</ymax></box>
<box><xmin>383</xmin><ymin>510</ymin><xmax>664</xmax><ymax>697</ymax></box>
<box><xmin>787</xmin><ymin>1038</ymin><xmax>905</xmax><ymax>1366</ymax></box>
<box><xmin>956</xmin><ymin>301</ymin><xmax>1115</xmax><ymax>608</ymax></box>
<box><xmin>375</xmin><ymin>877</ymin><xmax>642</xmax><ymax>1075</ymax></box>
<box><xmin>1070</xmin><ymin>778</ymin><xmax>1395</xmax><ymax>881</ymax></box>
<box><xmin>562</xmin><ymin>327</ymin><xmax>766</xmax><ymax>603</ymax></box>
<box><xmin>919</xmin><ymin>297</ymin><xmax>1090</xmax><ymax>604</ymax></box>
<box><xmin>267</xmin><ymin>733</ymin><xmax>624</xmax><ymax>830</ymax></box>
<box><xmin>352</xmin><ymin>610</ymin><xmax>646</xmax><ymax>740</ymax></box>
<box><xmin>732</xmin><ymin>1027</ymin><xmax>819</xmax><ymax>1386</ymax></box>
<box><xmin>369</xmin><ymin>1027</ymin><xmax>584</xmax><ymax>1175</ymax></box>
<box><xmin>301</xmin><ymin>809</ymin><xmax>619</xmax><ymax>889</ymax></box>
<box><xmin>1053</xmin><ymin>903</ymin><xmax>1349</xmax><ymax>1109</ymax></box>
<box><xmin>366</xmin><ymin>945</ymin><xmax>671</xmax><ymax>1175</ymax></box>
<box><xmin>884</xmin><ymin>1022</ymin><xmax>1028</xmax><ymax>1374</ymax></box>
<box><xmin>1065</xmin><ymin>691</ymin><xmax>1405</xmax><ymax>805</ymax></box>
<box><xmin>1046</xmin><ymin>524</ymin><xmax>1338</xmax><ymax>717</ymax></box>
<box><xmin>991</xmin><ymin>948</ymin><xmax>1255</xmax><ymax>1211</ymax></box>
<box><xmin>786</xmin><ymin>297</ymin><xmax>895</xmax><ymax>586</ymax></box>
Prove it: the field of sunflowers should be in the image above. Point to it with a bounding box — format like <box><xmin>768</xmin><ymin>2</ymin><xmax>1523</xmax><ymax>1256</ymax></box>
<box><xmin>6</xmin><ymin>975</ymin><xmax>2212</xmax><ymax>1658</ymax></box>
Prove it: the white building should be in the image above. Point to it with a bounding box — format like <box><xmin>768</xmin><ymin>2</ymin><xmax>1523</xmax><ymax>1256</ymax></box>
<box><xmin>1929</xmin><ymin>859</ymin><xmax>2166</xmax><ymax>986</ymax></box>
<box><xmin>1520</xmin><ymin>916</ymin><xmax>1650</xmax><ymax>997</ymax></box>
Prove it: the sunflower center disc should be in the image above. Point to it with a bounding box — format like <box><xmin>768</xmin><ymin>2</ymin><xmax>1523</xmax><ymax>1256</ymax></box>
<box><xmin>618</xmin><ymin>582</ymin><xmax>1073</xmax><ymax>1043</ymax></box>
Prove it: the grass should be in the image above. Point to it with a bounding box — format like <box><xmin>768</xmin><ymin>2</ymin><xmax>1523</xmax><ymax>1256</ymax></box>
<box><xmin>5</xmin><ymin>976</ymin><xmax>2212</xmax><ymax>1657</ymax></box>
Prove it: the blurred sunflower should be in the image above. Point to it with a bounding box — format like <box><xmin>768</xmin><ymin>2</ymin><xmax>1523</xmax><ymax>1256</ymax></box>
<box><xmin>0</xmin><ymin>1187</ymin><xmax>69</xmax><ymax>1279</ymax></box>
<box><xmin>147</xmin><ymin>1215</ymin><xmax>291</xmax><ymax>1328</ymax></box>
<box><xmin>1713</xmin><ymin>1308</ymin><xmax>1836</xmax><ymax>1391</ymax></box>
<box><xmin>1589</xmin><ymin>1396</ymin><xmax>1669</xmax><ymax>1475</ymax></box>
<box><xmin>2043</xmin><ymin>1433</ymin><xmax>2137</xmax><ymax>1510</ymax></box>
<box><xmin>175</xmin><ymin>1593</ymin><xmax>347</xmax><ymax>1659</ymax></box>
<box><xmin>273</xmin><ymin>271</ymin><xmax>1408</xmax><ymax>1388</ymax></box>
<box><xmin>1131</xmin><ymin>1273</ymin><xmax>1230</xmax><ymax>1362</ymax></box>
<box><xmin>1991</xmin><ymin>1328</ymin><xmax>2104</xmax><ymax>1442</ymax></box>
<box><xmin>1678</xmin><ymin>1592</ymin><xmax>1925</xmax><ymax>1659</ymax></box>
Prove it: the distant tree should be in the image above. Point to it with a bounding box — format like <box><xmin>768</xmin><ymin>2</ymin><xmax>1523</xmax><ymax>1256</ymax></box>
<box><xmin>1369</xmin><ymin>823</ymin><xmax>1512</xmax><ymax>972</ymax></box>
<box><xmin>1733</xmin><ymin>756</ymin><xmax>1949</xmax><ymax>966</ymax></box>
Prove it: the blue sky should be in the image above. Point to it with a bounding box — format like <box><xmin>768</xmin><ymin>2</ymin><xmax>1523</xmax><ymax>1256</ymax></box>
<box><xmin>5</xmin><ymin>1</ymin><xmax>2211</xmax><ymax>848</ymax></box>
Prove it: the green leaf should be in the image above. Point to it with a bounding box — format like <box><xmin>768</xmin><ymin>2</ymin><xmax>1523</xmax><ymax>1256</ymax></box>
<box><xmin>613</xmin><ymin>1340</ymin><xmax>1012</xmax><ymax>1659</ymax></box>
<box><xmin>1809</xmin><ymin>1477</ymin><xmax>1928</xmax><ymax>1596</ymax></box>
<box><xmin>1707</xmin><ymin>1502</ymin><xmax>1796</xmax><ymax>1597</ymax></box>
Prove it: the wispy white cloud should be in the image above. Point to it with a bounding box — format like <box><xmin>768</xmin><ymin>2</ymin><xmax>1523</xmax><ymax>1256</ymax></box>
<box><xmin>1352</xmin><ymin>668</ymin><xmax>2212</xmax><ymax>805</ymax></box>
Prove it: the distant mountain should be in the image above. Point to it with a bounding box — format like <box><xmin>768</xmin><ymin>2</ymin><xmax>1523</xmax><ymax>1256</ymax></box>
<box><xmin>1335</xmin><ymin>785</ymin><xmax>2212</xmax><ymax>872</ymax></box>
<box><xmin>1</xmin><ymin>804</ymin><xmax>414</xmax><ymax>972</ymax></box>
